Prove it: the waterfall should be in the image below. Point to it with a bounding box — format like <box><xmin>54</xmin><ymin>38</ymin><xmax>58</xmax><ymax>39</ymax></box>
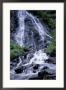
<box><xmin>14</xmin><ymin>11</ymin><xmax>26</xmax><ymax>46</ymax></box>
<box><xmin>10</xmin><ymin>10</ymin><xmax>55</xmax><ymax>80</ymax></box>
<box><xmin>26</xmin><ymin>11</ymin><xmax>52</xmax><ymax>40</ymax></box>
<box><xmin>26</xmin><ymin>11</ymin><xmax>45</xmax><ymax>41</ymax></box>
<box><xmin>14</xmin><ymin>10</ymin><xmax>51</xmax><ymax>47</ymax></box>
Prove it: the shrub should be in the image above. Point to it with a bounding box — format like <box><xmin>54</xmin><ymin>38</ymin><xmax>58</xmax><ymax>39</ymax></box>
<box><xmin>10</xmin><ymin>41</ymin><xmax>29</xmax><ymax>60</ymax></box>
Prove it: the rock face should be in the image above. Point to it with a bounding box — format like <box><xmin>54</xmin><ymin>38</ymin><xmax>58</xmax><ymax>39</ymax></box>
<box><xmin>10</xmin><ymin>10</ymin><xmax>56</xmax><ymax>80</ymax></box>
<box><xmin>10</xmin><ymin>10</ymin><xmax>18</xmax><ymax>40</ymax></box>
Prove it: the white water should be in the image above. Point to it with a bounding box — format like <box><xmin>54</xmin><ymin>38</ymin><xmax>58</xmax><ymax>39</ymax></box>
<box><xmin>26</xmin><ymin>11</ymin><xmax>52</xmax><ymax>39</ymax></box>
<box><xmin>10</xmin><ymin>11</ymin><xmax>55</xmax><ymax>80</ymax></box>
<box><xmin>15</xmin><ymin>11</ymin><xmax>26</xmax><ymax>46</ymax></box>
<box><xmin>15</xmin><ymin>11</ymin><xmax>51</xmax><ymax>46</ymax></box>
<box><xmin>22</xmin><ymin>50</ymin><xmax>48</xmax><ymax>67</ymax></box>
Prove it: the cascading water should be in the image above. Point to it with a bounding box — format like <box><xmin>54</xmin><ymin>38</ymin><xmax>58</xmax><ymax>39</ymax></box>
<box><xmin>10</xmin><ymin>10</ymin><xmax>56</xmax><ymax>80</ymax></box>
<box><xmin>14</xmin><ymin>11</ymin><xmax>26</xmax><ymax>46</ymax></box>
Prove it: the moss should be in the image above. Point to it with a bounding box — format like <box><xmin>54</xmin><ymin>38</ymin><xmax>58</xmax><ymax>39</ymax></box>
<box><xmin>10</xmin><ymin>41</ymin><xmax>29</xmax><ymax>60</ymax></box>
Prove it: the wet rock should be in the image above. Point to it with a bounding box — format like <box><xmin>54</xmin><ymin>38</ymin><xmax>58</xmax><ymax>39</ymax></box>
<box><xmin>10</xmin><ymin>58</ymin><xmax>19</xmax><ymax>69</ymax></box>
<box><xmin>38</xmin><ymin>71</ymin><xmax>46</xmax><ymax>79</ymax></box>
<box><xmin>27</xmin><ymin>53</ymin><xmax>33</xmax><ymax>60</ymax></box>
<box><xmin>11</xmin><ymin>58</ymin><xmax>19</xmax><ymax>63</ymax></box>
<box><xmin>42</xmin><ymin>66</ymin><xmax>49</xmax><ymax>70</ymax></box>
<box><xmin>38</xmin><ymin>70</ymin><xmax>46</xmax><ymax>75</ymax></box>
<box><xmin>45</xmin><ymin>57</ymin><xmax>56</xmax><ymax>64</ymax></box>
<box><xmin>33</xmin><ymin>64</ymin><xmax>39</xmax><ymax>69</ymax></box>
<box><xmin>38</xmin><ymin>64</ymin><xmax>56</xmax><ymax>80</ymax></box>
<box><xmin>44</xmin><ymin>75</ymin><xmax>56</xmax><ymax>79</ymax></box>
<box><xmin>15</xmin><ymin>67</ymin><xmax>23</xmax><ymax>74</ymax></box>
<box><xmin>33</xmin><ymin>70</ymin><xmax>36</xmax><ymax>73</ymax></box>
<box><xmin>29</xmin><ymin>77</ymin><xmax>42</xmax><ymax>80</ymax></box>
<box><xmin>50</xmin><ymin>50</ymin><xmax>56</xmax><ymax>57</ymax></box>
<box><xmin>38</xmin><ymin>70</ymin><xmax>56</xmax><ymax>80</ymax></box>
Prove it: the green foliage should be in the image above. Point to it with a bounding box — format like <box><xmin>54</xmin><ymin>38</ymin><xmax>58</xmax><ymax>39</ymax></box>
<box><xmin>10</xmin><ymin>41</ymin><xmax>28</xmax><ymax>60</ymax></box>
<box><xmin>47</xmin><ymin>29</ymin><xmax>56</xmax><ymax>54</ymax></box>
<box><xmin>47</xmin><ymin>40</ymin><xmax>56</xmax><ymax>54</ymax></box>
<box><xmin>28</xmin><ymin>10</ymin><xmax>56</xmax><ymax>30</ymax></box>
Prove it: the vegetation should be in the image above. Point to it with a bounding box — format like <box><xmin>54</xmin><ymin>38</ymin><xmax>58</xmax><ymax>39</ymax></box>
<box><xmin>10</xmin><ymin>41</ymin><xmax>29</xmax><ymax>60</ymax></box>
<box><xmin>47</xmin><ymin>29</ymin><xmax>56</xmax><ymax>54</ymax></box>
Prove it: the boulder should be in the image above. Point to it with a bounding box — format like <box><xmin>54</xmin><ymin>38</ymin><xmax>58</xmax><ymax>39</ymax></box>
<box><xmin>33</xmin><ymin>64</ymin><xmax>39</xmax><ymax>70</ymax></box>
<box><xmin>45</xmin><ymin>57</ymin><xmax>56</xmax><ymax>64</ymax></box>
<box><xmin>15</xmin><ymin>67</ymin><xmax>23</xmax><ymax>74</ymax></box>
<box><xmin>38</xmin><ymin>70</ymin><xmax>56</xmax><ymax>80</ymax></box>
<box><xmin>50</xmin><ymin>50</ymin><xmax>56</xmax><ymax>57</ymax></box>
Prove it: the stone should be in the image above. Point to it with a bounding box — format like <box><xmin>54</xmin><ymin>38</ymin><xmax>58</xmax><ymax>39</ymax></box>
<box><xmin>33</xmin><ymin>64</ymin><xmax>39</xmax><ymax>70</ymax></box>
<box><xmin>45</xmin><ymin>57</ymin><xmax>56</xmax><ymax>64</ymax></box>
<box><xmin>50</xmin><ymin>50</ymin><xmax>56</xmax><ymax>57</ymax></box>
<box><xmin>15</xmin><ymin>67</ymin><xmax>23</xmax><ymax>74</ymax></box>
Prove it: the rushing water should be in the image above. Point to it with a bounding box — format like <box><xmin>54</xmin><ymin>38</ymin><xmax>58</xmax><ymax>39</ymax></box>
<box><xmin>10</xmin><ymin>10</ymin><xmax>56</xmax><ymax>80</ymax></box>
<box><xmin>14</xmin><ymin>11</ymin><xmax>26</xmax><ymax>46</ymax></box>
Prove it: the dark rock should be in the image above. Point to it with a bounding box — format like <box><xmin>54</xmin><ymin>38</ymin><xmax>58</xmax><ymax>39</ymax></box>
<box><xmin>44</xmin><ymin>40</ymin><xmax>47</xmax><ymax>43</ymax></box>
<box><xmin>33</xmin><ymin>64</ymin><xmax>39</xmax><ymax>70</ymax></box>
<box><xmin>10</xmin><ymin>10</ymin><xmax>18</xmax><ymax>34</ymax></box>
<box><xmin>45</xmin><ymin>75</ymin><xmax>56</xmax><ymax>79</ymax></box>
<box><xmin>44</xmin><ymin>45</ymin><xmax>47</xmax><ymax>48</ymax></box>
<box><xmin>27</xmin><ymin>53</ymin><xmax>33</xmax><ymax>60</ymax></box>
<box><xmin>43</xmin><ymin>75</ymin><xmax>56</xmax><ymax>80</ymax></box>
<box><xmin>46</xmin><ymin>69</ymin><xmax>56</xmax><ymax>75</ymax></box>
<box><xmin>29</xmin><ymin>77</ymin><xmax>42</xmax><ymax>80</ymax></box>
<box><xmin>10</xmin><ymin>58</ymin><xmax>20</xmax><ymax>69</ymax></box>
<box><xmin>45</xmin><ymin>57</ymin><xmax>56</xmax><ymax>64</ymax></box>
<box><xmin>43</xmin><ymin>66</ymin><xmax>49</xmax><ymax>70</ymax></box>
<box><xmin>33</xmin><ymin>70</ymin><xmax>36</xmax><ymax>73</ymax></box>
<box><xmin>25</xmin><ymin>18</ymin><xmax>33</xmax><ymax>26</ymax></box>
<box><xmin>15</xmin><ymin>67</ymin><xmax>23</xmax><ymax>74</ymax></box>
<box><xmin>38</xmin><ymin>70</ymin><xmax>49</xmax><ymax>76</ymax></box>
<box><xmin>50</xmin><ymin>50</ymin><xmax>56</xmax><ymax>57</ymax></box>
<box><xmin>38</xmin><ymin>71</ymin><xmax>46</xmax><ymax>79</ymax></box>
<box><xmin>38</xmin><ymin>69</ymin><xmax>56</xmax><ymax>80</ymax></box>
<box><xmin>24</xmin><ymin>54</ymin><xmax>27</xmax><ymax>59</ymax></box>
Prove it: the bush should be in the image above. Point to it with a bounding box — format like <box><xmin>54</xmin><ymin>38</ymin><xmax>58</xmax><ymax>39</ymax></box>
<box><xmin>10</xmin><ymin>41</ymin><xmax>29</xmax><ymax>60</ymax></box>
<box><xmin>46</xmin><ymin>28</ymin><xmax>56</xmax><ymax>54</ymax></box>
<box><xmin>47</xmin><ymin>41</ymin><xmax>56</xmax><ymax>54</ymax></box>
